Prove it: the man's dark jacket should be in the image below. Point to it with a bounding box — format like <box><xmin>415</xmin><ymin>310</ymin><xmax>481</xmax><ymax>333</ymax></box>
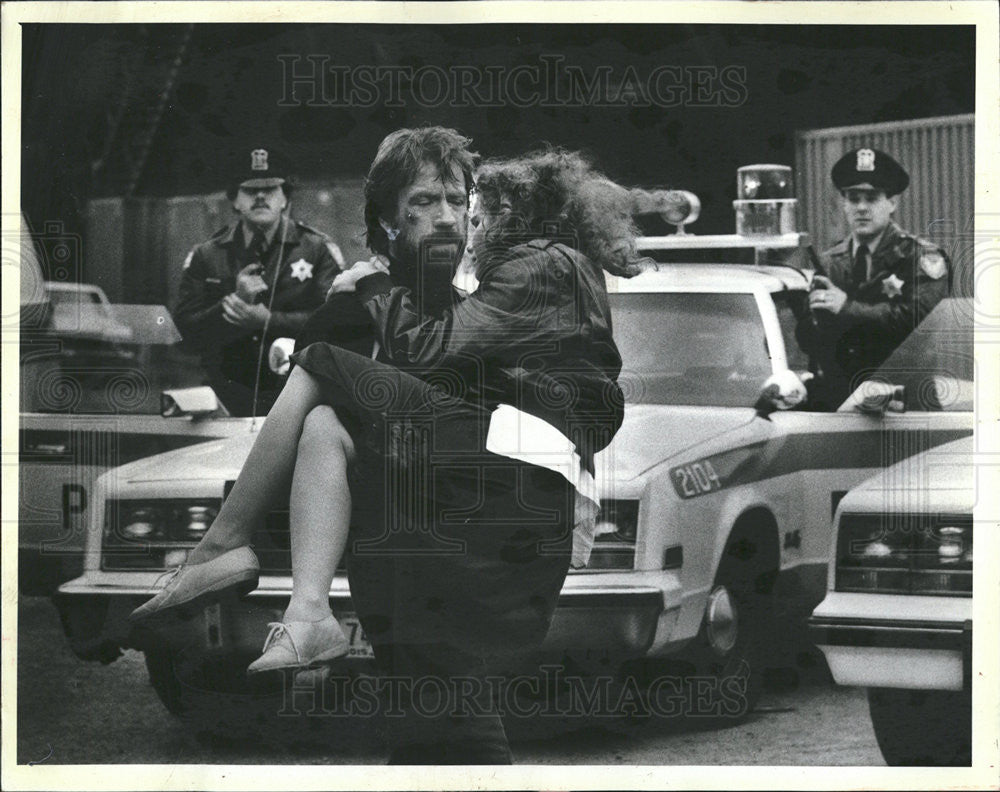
<box><xmin>355</xmin><ymin>239</ymin><xmax>625</xmax><ymax>471</ymax></box>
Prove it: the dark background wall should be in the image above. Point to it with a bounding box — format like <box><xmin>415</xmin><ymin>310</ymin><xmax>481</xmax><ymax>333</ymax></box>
<box><xmin>20</xmin><ymin>23</ymin><xmax>975</xmax><ymax>292</ymax></box>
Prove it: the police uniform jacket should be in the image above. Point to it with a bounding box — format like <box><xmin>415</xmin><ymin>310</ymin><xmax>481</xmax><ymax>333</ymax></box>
<box><xmin>175</xmin><ymin>217</ymin><xmax>341</xmax><ymax>391</ymax></box>
<box><xmin>797</xmin><ymin>221</ymin><xmax>951</xmax><ymax>402</ymax></box>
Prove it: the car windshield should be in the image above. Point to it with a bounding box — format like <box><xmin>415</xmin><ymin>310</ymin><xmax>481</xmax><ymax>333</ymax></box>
<box><xmin>853</xmin><ymin>296</ymin><xmax>974</xmax><ymax>412</ymax></box>
<box><xmin>610</xmin><ymin>291</ymin><xmax>772</xmax><ymax>407</ymax></box>
<box><xmin>21</xmin><ymin>303</ymin><xmax>208</xmax><ymax>415</ymax></box>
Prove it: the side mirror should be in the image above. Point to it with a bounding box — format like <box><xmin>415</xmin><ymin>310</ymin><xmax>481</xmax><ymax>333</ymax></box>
<box><xmin>268</xmin><ymin>337</ymin><xmax>295</xmax><ymax>376</ymax></box>
<box><xmin>842</xmin><ymin>380</ymin><xmax>905</xmax><ymax>414</ymax></box>
<box><xmin>755</xmin><ymin>369</ymin><xmax>812</xmax><ymax>416</ymax></box>
<box><xmin>161</xmin><ymin>386</ymin><xmax>228</xmax><ymax>418</ymax></box>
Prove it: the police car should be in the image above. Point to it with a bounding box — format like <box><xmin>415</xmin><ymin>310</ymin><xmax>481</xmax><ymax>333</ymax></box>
<box><xmin>809</xmin><ymin>435</ymin><xmax>973</xmax><ymax>765</ymax></box>
<box><xmin>52</xmin><ymin>234</ymin><xmax>973</xmax><ymax>721</ymax></box>
<box><xmin>19</xmin><ymin>288</ymin><xmax>253</xmax><ymax>594</ymax></box>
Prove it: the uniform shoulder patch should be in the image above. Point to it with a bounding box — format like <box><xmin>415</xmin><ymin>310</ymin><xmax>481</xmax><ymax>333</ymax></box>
<box><xmin>919</xmin><ymin>249</ymin><xmax>948</xmax><ymax>280</ymax></box>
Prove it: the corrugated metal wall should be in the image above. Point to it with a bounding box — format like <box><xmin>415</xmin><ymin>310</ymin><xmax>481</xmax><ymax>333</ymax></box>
<box><xmin>795</xmin><ymin>115</ymin><xmax>974</xmax><ymax>295</ymax></box>
<box><xmin>85</xmin><ymin>180</ymin><xmax>368</xmax><ymax>308</ymax></box>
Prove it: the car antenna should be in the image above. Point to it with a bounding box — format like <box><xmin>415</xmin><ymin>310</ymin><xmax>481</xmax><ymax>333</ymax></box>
<box><xmin>250</xmin><ymin>206</ymin><xmax>291</xmax><ymax>430</ymax></box>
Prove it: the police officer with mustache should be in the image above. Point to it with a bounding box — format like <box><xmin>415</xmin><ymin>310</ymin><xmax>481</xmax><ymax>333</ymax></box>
<box><xmin>796</xmin><ymin>147</ymin><xmax>951</xmax><ymax>408</ymax></box>
<box><xmin>175</xmin><ymin>146</ymin><xmax>343</xmax><ymax>415</ymax></box>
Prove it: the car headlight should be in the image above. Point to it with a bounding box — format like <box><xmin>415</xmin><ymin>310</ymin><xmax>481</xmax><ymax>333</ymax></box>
<box><xmin>835</xmin><ymin>513</ymin><xmax>972</xmax><ymax>596</ymax></box>
<box><xmin>585</xmin><ymin>499</ymin><xmax>640</xmax><ymax>571</ymax></box>
<box><xmin>103</xmin><ymin>498</ymin><xmax>221</xmax><ymax>571</ymax></box>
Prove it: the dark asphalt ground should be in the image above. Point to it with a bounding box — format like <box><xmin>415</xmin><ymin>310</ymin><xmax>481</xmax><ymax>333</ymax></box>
<box><xmin>15</xmin><ymin>595</ymin><xmax>885</xmax><ymax>766</ymax></box>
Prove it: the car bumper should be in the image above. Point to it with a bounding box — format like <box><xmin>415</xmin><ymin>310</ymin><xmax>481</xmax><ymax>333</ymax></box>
<box><xmin>809</xmin><ymin>592</ymin><xmax>972</xmax><ymax>691</ymax></box>
<box><xmin>55</xmin><ymin>571</ymin><xmax>675</xmax><ymax>663</ymax></box>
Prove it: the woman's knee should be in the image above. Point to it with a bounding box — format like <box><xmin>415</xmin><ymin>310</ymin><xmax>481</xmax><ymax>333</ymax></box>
<box><xmin>300</xmin><ymin>405</ymin><xmax>356</xmax><ymax>462</ymax></box>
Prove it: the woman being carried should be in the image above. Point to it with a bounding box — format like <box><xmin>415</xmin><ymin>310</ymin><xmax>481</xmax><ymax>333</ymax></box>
<box><xmin>132</xmin><ymin>136</ymin><xmax>640</xmax><ymax>760</ymax></box>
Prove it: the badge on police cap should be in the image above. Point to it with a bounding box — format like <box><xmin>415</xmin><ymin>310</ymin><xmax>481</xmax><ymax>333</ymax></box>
<box><xmin>920</xmin><ymin>250</ymin><xmax>947</xmax><ymax>280</ymax></box>
<box><xmin>251</xmin><ymin>148</ymin><xmax>269</xmax><ymax>172</ymax></box>
<box><xmin>832</xmin><ymin>147</ymin><xmax>909</xmax><ymax>196</ymax></box>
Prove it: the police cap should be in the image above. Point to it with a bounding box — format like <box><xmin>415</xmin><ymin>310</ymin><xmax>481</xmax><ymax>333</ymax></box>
<box><xmin>831</xmin><ymin>148</ymin><xmax>909</xmax><ymax>196</ymax></box>
<box><xmin>227</xmin><ymin>146</ymin><xmax>293</xmax><ymax>200</ymax></box>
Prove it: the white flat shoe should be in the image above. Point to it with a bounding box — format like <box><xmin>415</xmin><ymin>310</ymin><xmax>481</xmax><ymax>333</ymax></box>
<box><xmin>246</xmin><ymin>614</ymin><xmax>350</xmax><ymax>675</ymax></box>
<box><xmin>129</xmin><ymin>546</ymin><xmax>259</xmax><ymax>623</ymax></box>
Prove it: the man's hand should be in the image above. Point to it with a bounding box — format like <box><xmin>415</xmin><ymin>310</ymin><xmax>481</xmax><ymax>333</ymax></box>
<box><xmin>809</xmin><ymin>275</ymin><xmax>848</xmax><ymax>315</ymax></box>
<box><xmin>235</xmin><ymin>264</ymin><xmax>268</xmax><ymax>302</ymax></box>
<box><xmin>222</xmin><ymin>293</ymin><xmax>271</xmax><ymax>329</ymax></box>
<box><xmin>327</xmin><ymin>255</ymin><xmax>390</xmax><ymax>298</ymax></box>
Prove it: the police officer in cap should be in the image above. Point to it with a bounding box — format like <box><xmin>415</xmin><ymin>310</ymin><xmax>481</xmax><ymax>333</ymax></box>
<box><xmin>796</xmin><ymin>147</ymin><xmax>951</xmax><ymax>407</ymax></box>
<box><xmin>176</xmin><ymin>146</ymin><xmax>344</xmax><ymax>415</ymax></box>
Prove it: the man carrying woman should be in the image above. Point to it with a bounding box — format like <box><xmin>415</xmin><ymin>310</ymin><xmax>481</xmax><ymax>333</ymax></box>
<box><xmin>132</xmin><ymin>126</ymin><xmax>642</xmax><ymax>763</ymax></box>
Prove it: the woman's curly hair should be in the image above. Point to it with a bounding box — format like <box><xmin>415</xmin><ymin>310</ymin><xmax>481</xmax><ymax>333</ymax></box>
<box><xmin>474</xmin><ymin>149</ymin><xmax>648</xmax><ymax>276</ymax></box>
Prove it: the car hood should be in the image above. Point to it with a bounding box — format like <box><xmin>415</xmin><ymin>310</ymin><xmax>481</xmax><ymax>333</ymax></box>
<box><xmin>118</xmin><ymin>429</ymin><xmax>258</xmax><ymax>483</ymax></box>
<box><xmin>115</xmin><ymin>405</ymin><xmax>755</xmax><ymax>486</ymax></box>
<box><xmin>839</xmin><ymin>435</ymin><xmax>973</xmax><ymax>514</ymax></box>
<box><xmin>594</xmin><ymin>405</ymin><xmax>755</xmax><ymax>484</ymax></box>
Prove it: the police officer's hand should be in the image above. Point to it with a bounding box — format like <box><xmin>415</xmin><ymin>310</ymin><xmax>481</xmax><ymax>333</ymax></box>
<box><xmin>235</xmin><ymin>264</ymin><xmax>268</xmax><ymax>302</ymax></box>
<box><xmin>222</xmin><ymin>293</ymin><xmax>270</xmax><ymax>329</ymax></box>
<box><xmin>809</xmin><ymin>275</ymin><xmax>847</xmax><ymax>315</ymax></box>
<box><xmin>327</xmin><ymin>255</ymin><xmax>390</xmax><ymax>298</ymax></box>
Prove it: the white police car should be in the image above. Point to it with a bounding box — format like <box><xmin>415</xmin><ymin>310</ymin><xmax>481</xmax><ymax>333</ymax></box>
<box><xmin>53</xmin><ymin>239</ymin><xmax>973</xmax><ymax>721</ymax></box>
<box><xmin>19</xmin><ymin>291</ymin><xmax>252</xmax><ymax>593</ymax></box>
<box><xmin>809</xmin><ymin>435</ymin><xmax>973</xmax><ymax>765</ymax></box>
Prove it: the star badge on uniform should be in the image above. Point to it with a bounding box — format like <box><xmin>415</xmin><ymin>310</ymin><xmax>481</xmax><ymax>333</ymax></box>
<box><xmin>881</xmin><ymin>273</ymin><xmax>905</xmax><ymax>298</ymax></box>
<box><xmin>289</xmin><ymin>258</ymin><xmax>314</xmax><ymax>282</ymax></box>
<box><xmin>919</xmin><ymin>250</ymin><xmax>947</xmax><ymax>280</ymax></box>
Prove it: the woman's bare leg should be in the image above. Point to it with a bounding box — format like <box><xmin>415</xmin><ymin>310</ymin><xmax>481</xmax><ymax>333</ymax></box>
<box><xmin>281</xmin><ymin>405</ymin><xmax>356</xmax><ymax>623</ymax></box>
<box><xmin>187</xmin><ymin>366</ymin><xmax>327</xmax><ymax>564</ymax></box>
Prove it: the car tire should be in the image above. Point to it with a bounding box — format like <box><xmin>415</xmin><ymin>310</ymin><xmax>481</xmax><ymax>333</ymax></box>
<box><xmin>143</xmin><ymin>647</ymin><xmax>282</xmax><ymax>740</ymax></box>
<box><xmin>868</xmin><ymin>687</ymin><xmax>971</xmax><ymax>766</ymax></box>
<box><xmin>144</xmin><ymin>648</ymin><xmax>186</xmax><ymax>716</ymax></box>
<box><xmin>670</xmin><ymin>536</ymin><xmax>776</xmax><ymax>726</ymax></box>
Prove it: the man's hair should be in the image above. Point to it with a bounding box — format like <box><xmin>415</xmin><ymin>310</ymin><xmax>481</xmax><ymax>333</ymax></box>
<box><xmin>364</xmin><ymin>127</ymin><xmax>479</xmax><ymax>255</ymax></box>
<box><xmin>475</xmin><ymin>148</ymin><xmax>645</xmax><ymax>276</ymax></box>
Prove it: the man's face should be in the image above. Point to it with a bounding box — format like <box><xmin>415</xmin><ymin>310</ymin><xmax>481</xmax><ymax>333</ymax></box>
<box><xmin>233</xmin><ymin>185</ymin><xmax>287</xmax><ymax>231</ymax></box>
<box><xmin>385</xmin><ymin>160</ymin><xmax>469</xmax><ymax>270</ymax></box>
<box><xmin>841</xmin><ymin>186</ymin><xmax>896</xmax><ymax>244</ymax></box>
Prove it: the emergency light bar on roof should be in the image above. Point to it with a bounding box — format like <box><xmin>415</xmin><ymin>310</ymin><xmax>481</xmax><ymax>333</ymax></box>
<box><xmin>636</xmin><ymin>233</ymin><xmax>809</xmax><ymax>251</ymax></box>
<box><xmin>635</xmin><ymin>164</ymin><xmax>811</xmax><ymax>265</ymax></box>
<box><xmin>636</xmin><ymin>232</ymin><xmax>812</xmax><ymax>269</ymax></box>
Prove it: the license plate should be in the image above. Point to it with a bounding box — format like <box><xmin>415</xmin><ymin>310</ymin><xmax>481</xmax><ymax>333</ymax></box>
<box><xmin>204</xmin><ymin>601</ymin><xmax>224</xmax><ymax>649</ymax></box>
<box><xmin>337</xmin><ymin>614</ymin><xmax>375</xmax><ymax>658</ymax></box>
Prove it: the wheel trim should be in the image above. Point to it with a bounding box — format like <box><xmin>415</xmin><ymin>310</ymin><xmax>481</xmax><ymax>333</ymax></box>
<box><xmin>705</xmin><ymin>585</ymin><xmax>739</xmax><ymax>656</ymax></box>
